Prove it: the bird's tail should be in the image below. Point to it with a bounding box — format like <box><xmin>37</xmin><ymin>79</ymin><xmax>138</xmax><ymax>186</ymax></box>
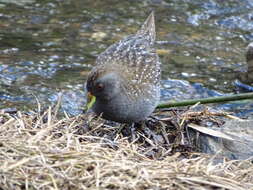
<box><xmin>137</xmin><ymin>11</ymin><xmax>156</xmax><ymax>44</ymax></box>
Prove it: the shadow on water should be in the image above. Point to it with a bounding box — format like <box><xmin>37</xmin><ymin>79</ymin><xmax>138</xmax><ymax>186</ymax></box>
<box><xmin>0</xmin><ymin>0</ymin><xmax>252</xmax><ymax>117</ymax></box>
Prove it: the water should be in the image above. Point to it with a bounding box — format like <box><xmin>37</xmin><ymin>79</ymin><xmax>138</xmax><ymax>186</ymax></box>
<box><xmin>0</xmin><ymin>0</ymin><xmax>252</xmax><ymax>117</ymax></box>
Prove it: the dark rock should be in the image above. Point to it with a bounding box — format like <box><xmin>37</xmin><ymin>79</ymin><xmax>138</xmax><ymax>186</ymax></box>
<box><xmin>191</xmin><ymin>120</ymin><xmax>253</xmax><ymax>160</ymax></box>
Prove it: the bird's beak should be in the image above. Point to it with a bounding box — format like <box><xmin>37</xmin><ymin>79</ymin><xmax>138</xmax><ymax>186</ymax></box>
<box><xmin>85</xmin><ymin>92</ymin><xmax>96</xmax><ymax>111</ymax></box>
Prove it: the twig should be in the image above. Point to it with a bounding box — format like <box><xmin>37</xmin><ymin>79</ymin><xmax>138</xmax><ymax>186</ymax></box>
<box><xmin>157</xmin><ymin>92</ymin><xmax>253</xmax><ymax>109</ymax></box>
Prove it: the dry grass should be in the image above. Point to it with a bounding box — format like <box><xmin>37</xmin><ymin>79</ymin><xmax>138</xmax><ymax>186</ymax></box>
<box><xmin>0</xmin><ymin>106</ymin><xmax>253</xmax><ymax>190</ymax></box>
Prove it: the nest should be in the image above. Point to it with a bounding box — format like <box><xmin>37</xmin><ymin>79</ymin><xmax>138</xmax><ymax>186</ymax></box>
<box><xmin>0</xmin><ymin>105</ymin><xmax>252</xmax><ymax>189</ymax></box>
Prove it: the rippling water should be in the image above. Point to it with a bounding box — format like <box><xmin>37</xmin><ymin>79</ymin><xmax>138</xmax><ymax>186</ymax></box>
<box><xmin>0</xmin><ymin>0</ymin><xmax>252</xmax><ymax>117</ymax></box>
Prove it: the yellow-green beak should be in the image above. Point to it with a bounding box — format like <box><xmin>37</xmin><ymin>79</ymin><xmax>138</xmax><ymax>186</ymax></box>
<box><xmin>85</xmin><ymin>92</ymin><xmax>96</xmax><ymax>112</ymax></box>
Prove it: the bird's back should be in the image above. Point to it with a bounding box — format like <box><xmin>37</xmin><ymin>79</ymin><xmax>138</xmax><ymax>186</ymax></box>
<box><xmin>95</xmin><ymin>12</ymin><xmax>160</xmax><ymax>90</ymax></box>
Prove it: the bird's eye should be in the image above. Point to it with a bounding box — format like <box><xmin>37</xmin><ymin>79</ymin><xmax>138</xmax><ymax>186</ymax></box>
<box><xmin>96</xmin><ymin>83</ymin><xmax>104</xmax><ymax>90</ymax></box>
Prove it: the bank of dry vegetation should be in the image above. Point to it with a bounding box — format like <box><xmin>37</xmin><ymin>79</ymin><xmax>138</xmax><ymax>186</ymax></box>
<box><xmin>0</xmin><ymin>105</ymin><xmax>252</xmax><ymax>190</ymax></box>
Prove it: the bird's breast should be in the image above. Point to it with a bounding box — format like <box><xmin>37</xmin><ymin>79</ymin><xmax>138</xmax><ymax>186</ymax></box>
<box><xmin>93</xmin><ymin>86</ymin><xmax>160</xmax><ymax>123</ymax></box>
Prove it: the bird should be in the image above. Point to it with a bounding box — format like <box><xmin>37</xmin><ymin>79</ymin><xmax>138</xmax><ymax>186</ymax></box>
<box><xmin>86</xmin><ymin>12</ymin><xmax>161</xmax><ymax>123</ymax></box>
<box><xmin>245</xmin><ymin>42</ymin><xmax>253</xmax><ymax>81</ymax></box>
<box><xmin>237</xmin><ymin>42</ymin><xmax>253</xmax><ymax>86</ymax></box>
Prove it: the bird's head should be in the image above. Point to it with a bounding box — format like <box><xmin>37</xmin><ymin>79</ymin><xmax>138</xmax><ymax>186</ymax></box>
<box><xmin>85</xmin><ymin>65</ymin><xmax>123</xmax><ymax>110</ymax></box>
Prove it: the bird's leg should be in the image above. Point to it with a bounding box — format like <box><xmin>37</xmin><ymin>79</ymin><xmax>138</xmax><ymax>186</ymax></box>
<box><xmin>142</xmin><ymin>119</ymin><xmax>163</xmax><ymax>146</ymax></box>
<box><xmin>115</xmin><ymin>123</ymin><xmax>136</xmax><ymax>140</ymax></box>
<box><xmin>130</xmin><ymin>123</ymin><xmax>137</xmax><ymax>142</ymax></box>
<box><xmin>116</xmin><ymin>124</ymin><xmax>125</xmax><ymax>134</ymax></box>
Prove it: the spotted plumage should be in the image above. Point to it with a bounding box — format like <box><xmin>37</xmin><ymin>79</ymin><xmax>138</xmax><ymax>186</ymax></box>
<box><xmin>86</xmin><ymin>12</ymin><xmax>161</xmax><ymax>123</ymax></box>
